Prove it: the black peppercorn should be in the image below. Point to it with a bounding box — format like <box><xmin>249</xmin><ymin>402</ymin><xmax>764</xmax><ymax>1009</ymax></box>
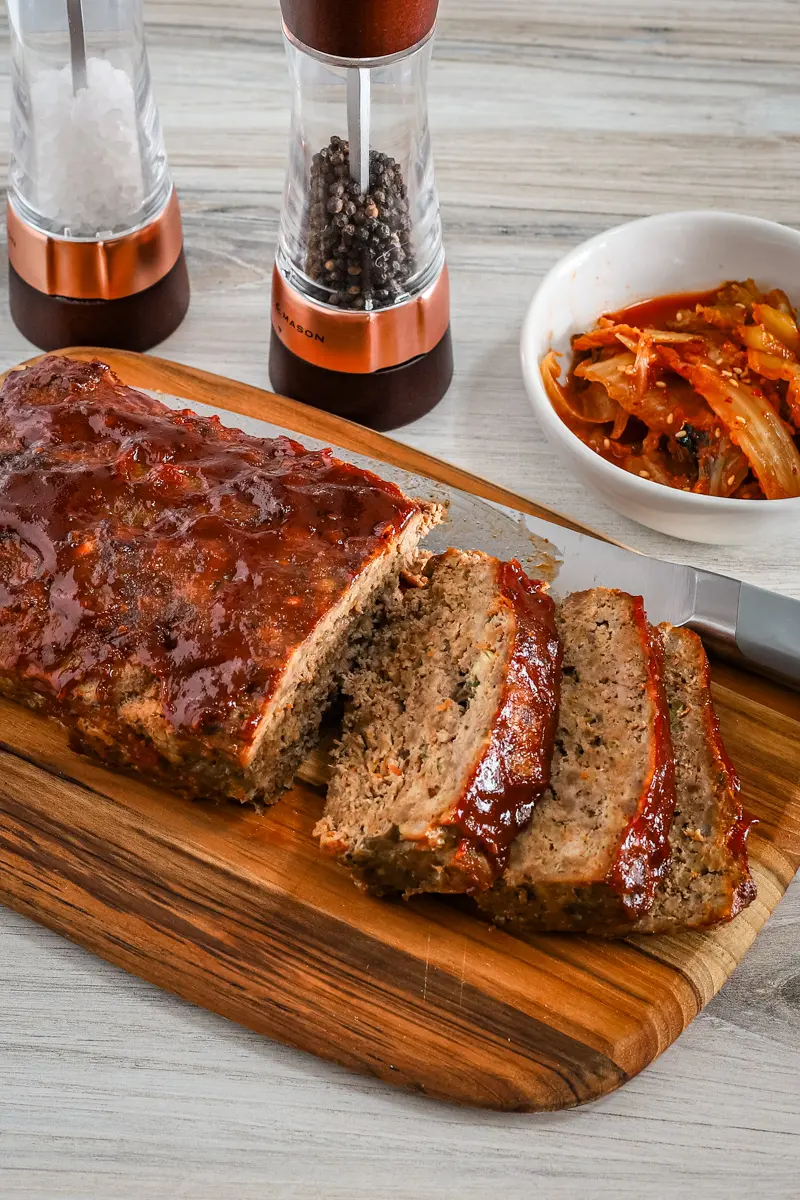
<box><xmin>304</xmin><ymin>136</ymin><xmax>415</xmax><ymax>311</ymax></box>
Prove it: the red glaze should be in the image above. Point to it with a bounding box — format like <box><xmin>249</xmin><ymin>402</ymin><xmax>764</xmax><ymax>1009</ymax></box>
<box><xmin>0</xmin><ymin>357</ymin><xmax>421</xmax><ymax>757</ymax></box>
<box><xmin>727</xmin><ymin>807</ymin><xmax>758</xmax><ymax>917</ymax></box>
<box><xmin>449</xmin><ymin>560</ymin><xmax>563</xmax><ymax>888</ymax></box>
<box><xmin>281</xmin><ymin>0</ymin><xmax>439</xmax><ymax>59</ymax></box>
<box><xmin>607</xmin><ymin>601</ymin><xmax>677</xmax><ymax>918</ymax></box>
<box><xmin>694</xmin><ymin>642</ymin><xmax>757</xmax><ymax>918</ymax></box>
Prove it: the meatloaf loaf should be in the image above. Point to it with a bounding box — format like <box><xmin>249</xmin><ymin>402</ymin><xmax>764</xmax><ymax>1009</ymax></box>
<box><xmin>623</xmin><ymin>624</ymin><xmax>756</xmax><ymax>934</ymax></box>
<box><xmin>0</xmin><ymin>356</ymin><xmax>440</xmax><ymax>803</ymax></box>
<box><xmin>316</xmin><ymin>549</ymin><xmax>563</xmax><ymax>894</ymax></box>
<box><xmin>478</xmin><ymin>588</ymin><xmax>677</xmax><ymax>934</ymax></box>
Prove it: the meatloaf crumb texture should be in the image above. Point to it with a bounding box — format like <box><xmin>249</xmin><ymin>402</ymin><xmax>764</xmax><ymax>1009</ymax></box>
<box><xmin>316</xmin><ymin>549</ymin><xmax>562</xmax><ymax>894</ymax></box>
<box><xmin>626</xmin><ymin>624</ymin><xmax>756</xmax><ymax>934</ymax></box>
<box><xmin>478</xmin><ymin>588</ymin><xmax>676</xmax><ymax>934</ymax></box>
<box><xmin>0</xmin><ymin>356</ymin><xmax>439</xmax><ymax>803</ymax></box>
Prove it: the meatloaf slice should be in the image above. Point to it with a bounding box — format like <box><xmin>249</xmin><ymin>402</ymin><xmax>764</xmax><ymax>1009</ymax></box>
<box><xmin>625</xmin><ymin>625</ymin><xmax>756</xmax><ymax>933</ymax></box>
<box><xmin>316</xmin><ymin>549</ymin><xmax>562</xmax><ymax>894</ymax></box>
<box><xmin>0</xmin><ymin>356</ymin><xmax>441</xmax><ymax>805</ymax></box>
<box><xmin>478</xmin><ymin>589</ymin><xmax>676</xmax><ymax>934</ymax></box>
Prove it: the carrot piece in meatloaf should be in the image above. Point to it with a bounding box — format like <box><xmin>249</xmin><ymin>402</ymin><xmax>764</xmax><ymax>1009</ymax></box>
<box><xmin>478</xmin><ymin>589</ymin><xmax>677</xmax><ymax>934</ymax></box>
<box><xmin>316</xmin><ymin>549</ymin><xmax>563</xmax><ymax>894</ymax></box>
<box><xmin>0</xmin><ymin>356</ymin><xmax>441</xmax><ymax>804</ymax></box>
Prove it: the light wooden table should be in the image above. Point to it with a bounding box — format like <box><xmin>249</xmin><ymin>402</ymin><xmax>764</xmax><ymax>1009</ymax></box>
<box><xmin>1</xmin><ymin>2</ymin><xmax>799</xmax><ymax>1196</ymax></box>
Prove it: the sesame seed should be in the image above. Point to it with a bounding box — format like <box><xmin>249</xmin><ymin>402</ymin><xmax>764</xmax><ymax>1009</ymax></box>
<box><xmin>721</xmin><ymin>369</ymin><xmax>733</xmax><ymax>377</ymax></box>
<box><xmin>727</xmin><ymin>474</ymin><xmax>736</xmax><ymax>486</ymax></box>
<box><xmin>666</xmin><ymin>413</ymin><xmax>674</xmax><ymax>425</ymax></box>
<box><xmin>733</xmin><ymin>367</ymin><xmax>743</xmax><ymax>375</ymax></box>
<box><xmin>639</xmin><ymin>470</ymin><xmax>650</xmax><ymax>478</ymax></box>
<box><xmin>655</xmin><ymin>380</ymin><xmax>667</xmax><ymax>389</ymax></box>
<box><xmin>603</xmin><ymin>438</ymin><xmax>611</xmax><ymax>449</ymax></box>
<box><xmin>735</xmin><ymin>415</ymin><xmax>747</xmax><ymax>426</ymax></box>
<box><xmin>714</xmin><ymin>428</ymin><xmax>721</xmax><ymax>438</ymax></box>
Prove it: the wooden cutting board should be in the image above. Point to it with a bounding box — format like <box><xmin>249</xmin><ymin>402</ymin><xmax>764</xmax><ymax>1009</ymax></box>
<box><xmin>1</xmin><ymin>349</ymin><xmax>798</xmax><ymax>1114</ymax></box>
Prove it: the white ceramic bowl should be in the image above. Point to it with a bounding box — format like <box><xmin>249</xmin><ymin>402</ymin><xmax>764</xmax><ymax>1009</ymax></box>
<box><xmin>520</xmin><ymin>210</ymin><xmax>800</xmax><ymax>544</ymax></box>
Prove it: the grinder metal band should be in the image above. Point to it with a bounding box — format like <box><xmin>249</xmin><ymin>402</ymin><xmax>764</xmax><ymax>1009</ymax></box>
<box><xmin>6</xmin><ymin>188</ymin><xmax>184</xmax><ymax>301</ymax></box>
<box><xmin>271</xmin><ymin>264</ymin><xmax>450</xmax><ymax>374</ymax></box>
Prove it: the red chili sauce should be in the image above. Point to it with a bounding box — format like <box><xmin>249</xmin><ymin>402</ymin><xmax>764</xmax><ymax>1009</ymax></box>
<box><xmin>606</xmin><ymin>288</ymin><xmax>720</xmax><ymax>327</ymax></box>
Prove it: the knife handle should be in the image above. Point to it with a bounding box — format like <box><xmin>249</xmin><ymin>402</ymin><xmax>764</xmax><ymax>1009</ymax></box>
<box><xmin>692</xmin><ymin>572</ymin><xmax>800</xmax><ymax>691</ymax></box>
<box><xmin>735</xmin><ymin>582</ymin><xmax>800</xmax><ymax>689</ymax></box>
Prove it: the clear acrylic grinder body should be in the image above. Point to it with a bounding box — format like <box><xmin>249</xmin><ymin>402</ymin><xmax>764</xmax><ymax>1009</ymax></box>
<box><xmin>270</xmin><ymin>0</ymin><xmax>452</xmax><ymax>430</ymax></box>
<box><xmin>6</xmin><ymin>0</ymin><xmax>189</xmax><ymax>351</ymax></box>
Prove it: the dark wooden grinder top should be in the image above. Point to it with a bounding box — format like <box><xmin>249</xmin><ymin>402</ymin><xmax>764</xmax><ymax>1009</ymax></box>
<box><xmin>281</xmin><ymin>0</ymin><xmax>440</xmax><ymax>58</ymax></box>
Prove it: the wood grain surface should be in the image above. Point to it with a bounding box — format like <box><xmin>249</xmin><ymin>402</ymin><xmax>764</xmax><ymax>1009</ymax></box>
<box><xmin>0</xmin><ymin>351</ymin><xmax>797</xmax><ymax>1118</ymax></box>
<box><xmin>2</xmin><ymin>1</ymin><xmax>800</xmax><ymax>1196</ymax></box>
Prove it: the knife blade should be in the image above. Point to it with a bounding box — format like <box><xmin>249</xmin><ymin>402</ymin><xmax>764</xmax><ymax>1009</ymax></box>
<box><xmin>373</xmin><ymin>460</ymin><xmax>800</xmax><ymax>691</ymax></box>
<box><xmin>520</xmin><ymin>513</ymin><xmax>702</xmax><ymax>623</ymax></box>
<box><xmin>520</xmin><ymin>511</ymin><xmax>800</xmax><ymax>690</ymax></box>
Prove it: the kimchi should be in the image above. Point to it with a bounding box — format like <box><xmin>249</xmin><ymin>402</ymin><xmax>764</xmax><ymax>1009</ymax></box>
<box><xmin>541</xmin><ymin>281</ymin><xmax>800</xmax><ymax>499</ymax></box>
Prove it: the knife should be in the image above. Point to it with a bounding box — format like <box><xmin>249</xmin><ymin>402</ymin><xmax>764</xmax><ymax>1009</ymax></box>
<box><xmin>153</xmin><ymin>391</ymin><xmax>800</xmax><ymax>692</ymax></box>
<box><xmin>519</xmin><ymin>511</ymin><xmax>800</xmax><ymax>691</ymax></box>
<box><xmin>385</xmin><ymin>461</ymin><xmax>800</xmax><ymax>691</ymax></box>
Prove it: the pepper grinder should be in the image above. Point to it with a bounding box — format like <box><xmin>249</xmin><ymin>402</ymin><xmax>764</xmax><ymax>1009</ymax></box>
<box><xmin>5</xmin><ymin>0</ymin><xmax>190</xmax><ymax>352</ymax></box>
<box><xmin>270</xmin><ymin>0</ymin><xmax>453</xmax><ymax>431</ymax></box>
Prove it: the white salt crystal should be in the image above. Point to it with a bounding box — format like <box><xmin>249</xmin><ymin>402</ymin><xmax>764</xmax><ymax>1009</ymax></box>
<box><xmin>30</xmin><ymin>56</ymin><xmax>145</xmax><ymax>234</ymax></box>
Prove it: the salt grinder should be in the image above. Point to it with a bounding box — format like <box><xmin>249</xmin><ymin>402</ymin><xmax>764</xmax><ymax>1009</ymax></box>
<box><xmin>5</xmin><ymin>0</ymin><xmax>190</xmax><ymax>351</ymax></box>
<box><xmin>270</xmin><ymin>0</ymin><xmax>453</xmax><ymax>430</ymax></box>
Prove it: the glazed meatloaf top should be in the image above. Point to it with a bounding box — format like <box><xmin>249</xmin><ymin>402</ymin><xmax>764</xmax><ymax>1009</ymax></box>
<box><xmin>0</xmin><ymin>356</ymin><xmax>426</xmax><ymax>762</ymax></box>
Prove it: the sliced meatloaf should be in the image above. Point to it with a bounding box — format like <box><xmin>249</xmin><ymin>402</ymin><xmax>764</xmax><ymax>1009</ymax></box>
<box><xmin>478</xmin><ymin>589</ymin><xmax>676</xmax><ymax>934</ymax></box>
<box><xmin>316</xmin><ymin>549</ymin><xmax>562</xmax><ymax>894</ymax></box>
<box><xmin>624</xmin><ymin>625</ymin><xmax>756</xmax><ymax>934</ymax></box>
<box><xmin>0</xmin><ymin>356</ymin><xmax>440</xmax><ymax>804</ymax></box>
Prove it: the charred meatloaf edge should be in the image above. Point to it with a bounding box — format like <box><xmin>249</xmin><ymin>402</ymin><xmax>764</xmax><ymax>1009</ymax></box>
<box><xmin>478</xmin><ymin>588</ymin><xmax>676</xmax><ymax>934</ymax></box>
<box><xmin>0</xmin><ymin>356</ymin><xmax>441</xmax><ymax>804</ymax></box>
<box><xmin>316</xmin><ymin>549</ymin><xmax>562</xmax><ymax>894</ymax></box>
